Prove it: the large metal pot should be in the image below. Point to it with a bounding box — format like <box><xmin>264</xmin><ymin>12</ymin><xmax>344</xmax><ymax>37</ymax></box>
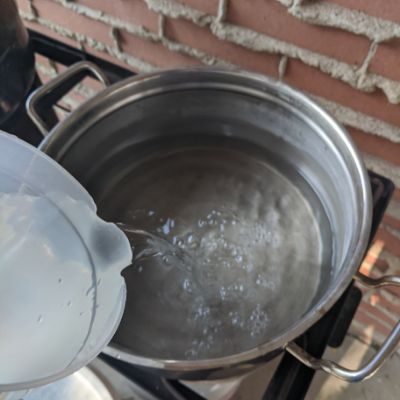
<box><xmin>27</xmin><ymin>62</ymin><xmax>400</xmax><ymax>383</ymax></box>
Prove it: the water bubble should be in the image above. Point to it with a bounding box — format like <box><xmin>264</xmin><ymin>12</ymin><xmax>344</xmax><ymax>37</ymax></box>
<box><xmin>163</xmin><ymin>256</ymin><xmax>173</xmax><ymax>266</ymax></box>
<box><xmin>58</xmin><ymin>278</ymin><xmax>63</xmax><ymax>283</ymax></box>
<box><xmin>185</xmin><ymin>349</ymin><xmax>197</xmax><ymax>357</ymax></box>
<box><xmin>68</xmin><ymin>301</ymin><xmax>72</xmax><ymax>307</ymax></box>
<box><xmin>183</xmin><ymin>279</ymin><xmax>191</xmax><ymax>290</ymax></box>
<box><xmin>38</xmin><ymin>315</ymin><xmax>42</xmax><ymax>322</ymax></box>
<box><xmin>116</xmin><ymin>354</ymin><xmax>121</xmax><ymax>359</ymax></box>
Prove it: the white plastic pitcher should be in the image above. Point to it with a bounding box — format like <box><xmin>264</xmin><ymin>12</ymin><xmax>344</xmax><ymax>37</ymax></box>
<box><xmin>0</xmin><ymin>131</ymin><xmax>132</xmax><ymax>398</ymax></box>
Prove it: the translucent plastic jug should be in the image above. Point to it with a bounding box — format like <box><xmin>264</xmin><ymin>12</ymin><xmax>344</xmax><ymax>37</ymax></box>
<box><xmin>0</xmin><ymin>131</ymin><xmax>132</xmax><ymax>398</ymax></box>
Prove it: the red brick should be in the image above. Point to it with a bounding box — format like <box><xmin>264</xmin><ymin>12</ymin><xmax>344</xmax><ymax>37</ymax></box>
<box><xmin>374</xmin><ymin>228</ymin><xmax>400</xmax><ymax>257</ymax></box>
<box><xmin>359</xmin><ymin>301</ymin><xmax>397</xmax><ymax>326</ymax></box>
<box><xmin>31</xmin><ymin>24</ymin><xmax>140</xmax><ymax>74</ymax></box>
<box><xmin>175</xmin><ymin>0</ymin><xmax>218</xmax><ymax>16</ymax></box>
<box><xmin>81</xmin><ymin>76</ymin><xmax>106</xmax><ymax>92</ymax></box>
<box><xmin>383</xmin><ymin>287</ymin><xmax>400</xmax><ymax>303</ymax></box>
<box><xmin>54</xmin><ymin>108</ymin><xmax>67</xmax><ymax>121</ymax></box>
<box><xmin>165</xmin><ymin>17</ymin><xmax>281</xmax><ymax>78</ymax></box>
<box><xmin>347</xmin><ymin>127</ymin><xmax>400</xmax><ymax>168</ymax></box>
<box><xmin>36</xmin><ymin>70</ymin><xmax>52</xmax><ymax>86</ymax></box>
<box><xmin>49</xmin><ymin>62</ymin><xmax>106</xmax><ymax>91</ymax></box>
<box><xmin>57</xmin><ymin>98</ymin><xmax>74</xmax><ymax>111</ymax></box>
<box><xmin>74</xmin><ymin>0</ymin><xmax>159</xmax><ymax>33</ymax></box>
<box><xmin>36</xmin><ymin>68</ymin><xmax>87</xmax><ymax>108</ymax></box>
<box><xmin>370</xmin><ymin>292</ymin><xmax>400</xmax><ymax>316</ymax></box>
<box><xmin>15</xmin><ymin>0</ymin><xmax>29</xmax><ymax>13</ymax></box>
<box><xmin>80</xmin><ymin>43</ymin><xmax>141</xmax><ymax>73</ymax></box>
<box><xmin>283</xmin><ymin>58</ymin><xmax>400</xmax><ymax>128</ymax></box>
<box><xmin>358</xmin><ymin>264</ymin><xmax>381</xmax><ymax>280</ymax></box>
<box><xmin>227</xmin><ymin>0</ymin><xmax>370</xmax><ymax>66</ymax></box>
<box><xmin>22</xmin><ymin>19</ymin><xmax>81</xmax><ymax>49</ymax></box>
<box><xmin>326</xmin><ymin>0</ymin><xmax>400</xmax><ymax>25</ymax></box>
<box><xmin>64</xmin><ymin>89</ymin><xmax>90</xmax><ymax>104</ymax></box>
<box><xmin>353</xmin><ymin>308</ymin><xmax>392</xmax><ymax>337</ymax></box>
<box><xmin>373</xmin><ymin>258</ymin><xmax>390</xmax><ymax>273</ymax></box>
<box><xmin>119</xmin><ymin>30</ymin><xmax>200</xmax><ymax>68</ymax></box>
<box><xmin>385</xmin><ymin>284</ymin><xmax>400</xmax><ymax>298</ymax></box>
<box><xmin>33</xmin><ymin>0</ymin><xmax>114</xmax><ymax>47</ymax></box>
<box><xmin>393</xmin><ymin>189</ymin><xmax>400</xmax><ymax>203</ymax></box>
<box><xmin>34</xmin><ymin>53</ymin><xmax>52</xmax><ymax>68</ymax></box>
<box><xmin>369</xmin><ymin>40</ymin><xmax>400</xmax><ymax>83</ymax></box>
<box><xmin>383</xmin><ymin>215</ymin><xmax>400</xmax><ymax>232</ymax></box>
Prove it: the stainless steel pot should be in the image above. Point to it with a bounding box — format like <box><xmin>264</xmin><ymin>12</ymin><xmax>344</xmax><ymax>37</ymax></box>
<box><xmin>27</xmin><ymin>61</ymin><xmax>400</xmax><ymax>383</ymax></box>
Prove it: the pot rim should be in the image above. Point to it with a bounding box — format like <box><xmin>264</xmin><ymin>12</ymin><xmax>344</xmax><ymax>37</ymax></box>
<box><xmin>40</xmin><ymin>66</ymin><xmax>372</xmax><ymax>372</ymax></box>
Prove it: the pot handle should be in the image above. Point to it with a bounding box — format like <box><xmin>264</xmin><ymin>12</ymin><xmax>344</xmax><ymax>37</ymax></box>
<box><xmin>26</xmin><ymin>61</ymin><xmax>109</xmax><ymax>137</ymax></box>
<box><xmin>285</xmin><ymin>271</ymin><xmax>400</xmax><ymax>382</ymax></box>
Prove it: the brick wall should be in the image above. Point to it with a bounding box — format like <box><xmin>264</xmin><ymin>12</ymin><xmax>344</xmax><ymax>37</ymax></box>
<box><xmin>17</xmin><ymin>0</ymin><xmax>400</xmax><ymax>351</ymax></box>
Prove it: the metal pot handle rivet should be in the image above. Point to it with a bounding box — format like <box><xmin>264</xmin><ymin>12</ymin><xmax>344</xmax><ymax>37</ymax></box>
<box><xmin>286</xmin><ymin>270</ymin><xmax>400</xmax><ymax>382</ymax></box>
<box><xmin>26</xmin><ymin>61</ymin><xmax>109</xmax><ymax>137</ymax></box>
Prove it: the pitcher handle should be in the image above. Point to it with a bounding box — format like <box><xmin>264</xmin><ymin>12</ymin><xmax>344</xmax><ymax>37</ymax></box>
<box><xmin>286</xmin><ymin>271</ymin><xmax>400</xmax><ymax>382</ymax></box>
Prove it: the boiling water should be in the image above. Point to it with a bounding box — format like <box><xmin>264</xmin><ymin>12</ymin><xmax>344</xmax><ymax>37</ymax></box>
<box><xmin>98</xmin><ymin>145</ymin><xmax>331</xmax><ymax>360</ymax></box>
<box><xmin>0</xmin><ymin>192</ymin><xmax>131</xmax><ymax>385</ymax></box>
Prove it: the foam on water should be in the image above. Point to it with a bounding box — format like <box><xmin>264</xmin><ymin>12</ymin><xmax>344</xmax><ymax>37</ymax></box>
<box><xmin>0</xmin><ymin>192</ymin><xmax>132</xmax><ymax>385</ymax></box>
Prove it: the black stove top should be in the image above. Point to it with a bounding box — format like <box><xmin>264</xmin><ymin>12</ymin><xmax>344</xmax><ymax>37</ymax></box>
<box><xmin>3</xmin><ymin>30</ymin><xmax>394</xmax><ymax>400</ymax></box>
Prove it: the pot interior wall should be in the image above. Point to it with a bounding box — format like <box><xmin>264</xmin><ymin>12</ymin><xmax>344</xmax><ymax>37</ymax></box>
<box><xmin>55</xmin><ymin>87</ymin><xmax>361</xmax><ymax>358</ymax></box>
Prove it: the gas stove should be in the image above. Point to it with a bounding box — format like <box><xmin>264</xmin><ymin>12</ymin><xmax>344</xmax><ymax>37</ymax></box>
<box><xmin>6</xmin><ymin>30</ymin><xmax>394</xmax><ymax>400</ymax></box>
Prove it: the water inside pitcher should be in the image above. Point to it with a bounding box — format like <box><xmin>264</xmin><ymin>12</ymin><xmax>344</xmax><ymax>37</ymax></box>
<box><xmin>0</xmin><ymin>131</ymin><xmax>132</xmax><ymax>394</ymax></box>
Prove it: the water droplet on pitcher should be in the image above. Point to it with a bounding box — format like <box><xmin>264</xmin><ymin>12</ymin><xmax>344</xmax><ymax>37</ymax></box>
<box><xmin>38</xmin><ymin>315</ymin><xmax>42</xmax><ymax>322</ymax></box>
<box><xmin>163</xmin><ymin>256</ymin><xmax>173</xmax><ymax>266</ymax></box>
